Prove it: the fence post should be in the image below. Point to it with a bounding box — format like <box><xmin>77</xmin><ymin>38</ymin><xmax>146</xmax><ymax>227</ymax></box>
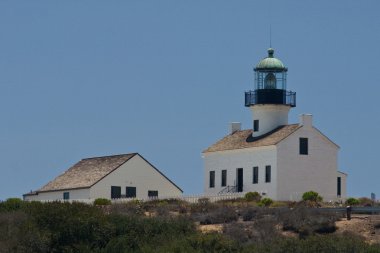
<box><xmin>346</xmin><ymin>206</ymin><xmax>352</xmax><ymax>220</ymax></box>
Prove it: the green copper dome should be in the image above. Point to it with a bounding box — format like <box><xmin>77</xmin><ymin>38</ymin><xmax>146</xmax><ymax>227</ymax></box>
<box><xmin>255</xmin><ymin>48</ymin><xmax>287</xmax><ymax>71</ymax></box>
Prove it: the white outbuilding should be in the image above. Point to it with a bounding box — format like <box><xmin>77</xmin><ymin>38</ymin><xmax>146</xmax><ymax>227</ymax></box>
<box><xmin>24</xmin><ymin>153</ymin><xmax>182</xmax><ymax>201</ymax></box>
<box><xmin>203</xmin><ymin>48</ymin><xmax>347</xmax><ymax>202</ymax></box>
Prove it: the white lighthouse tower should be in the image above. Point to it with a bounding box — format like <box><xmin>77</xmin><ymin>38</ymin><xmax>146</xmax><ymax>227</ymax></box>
<box><xmin>245</xmin><ymin>48</ymin><xmax>296</xmax><ymax>137</ymax></box>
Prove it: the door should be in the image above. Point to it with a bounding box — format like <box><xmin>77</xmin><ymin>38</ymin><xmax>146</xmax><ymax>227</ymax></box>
<box><xmin>236</xmin><ymin>168</ymin><xmax>243</xmax><ymax>192</ymax></box>
<box><xmin>126</xmin><ymin>187</ymin><xmax>136</xmax><ymax>198</ymax></box>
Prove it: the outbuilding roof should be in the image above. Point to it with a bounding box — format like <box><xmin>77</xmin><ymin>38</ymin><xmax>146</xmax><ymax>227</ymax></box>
<box><xmin>37</xmin><ymin>153</ymin><xmax>137</xmax><ymax>192</ymax></box>
<box><xmin>30</xmin><ymin>153</ymin><xmax>182</xmax><ymax>194</ymax></box>
<box><xmin>203</xmin><ymin>124</ymin><xmax>301</xmax><ymax>153</ymax></box>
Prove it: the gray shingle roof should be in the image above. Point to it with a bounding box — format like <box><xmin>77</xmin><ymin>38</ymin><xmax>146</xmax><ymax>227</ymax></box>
<box><xmin>203</xmin><ymin>124</ymin><xmax>301</xmax><ymax>153</ymax></box>
<box><xmin>38</xmin><ymin>153</ymin><xmax>137</xmax><ymax>192</ymax></box>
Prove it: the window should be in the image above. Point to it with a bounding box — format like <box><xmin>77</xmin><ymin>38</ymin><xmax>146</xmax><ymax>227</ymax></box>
<box><xmin>337</xmin><ymin>177</ymin><xmax>341</xmax><ymax>196</ymax></box>
<box><xmin>221</xmin><ymin>170</ymin><xmax>227</xmax><ymax>187</ymax></box>
<box><xmin>265</xmin><ymin>166</ymin><xmax>271</xmax><ymax>183</ymax></box>
<box><xmin>209</xmin><ymin>171</ymin><xmax>215</xmax><ymax>188</ymax></box>
<box><xmin>253</xmin><ymin>166</ymin><xmax>259</xmax><ymax>184</ymax></box>
<box><xmin>264</xmin><ymin>73</ymin><xmax>276</xmax><ymax>89</ymax></box>
<box><xmin>148</xmin><ymin>190</ymin><xmax>158</xmax><ymax>198</ymax></box>
<box><xmin>299</xmin><ymin>138</ymin><xmax>308</xmax><ymax>155</ymax></box>
<box><xmin>253</xmin><ymin>120</ymin><xmax>259</xmax><ymax>132</ymax></box>
<box><xmin>111</xmin><ymin>186</ymin><xmax>121</xmax><ymax>199</ymax></box>
<box><xmin>126</xmin><ymin>187</ymin><xmax>137</xmax><ymax>198</ymax></box>
<box><xmin>237</xmin><ymin>168</ymin><xmax>243</xmax><ymax>192</ymax></box>
<box><xmin>63</xmin><ymin>192</ymin><xmax>70</xmax><ymax>200</ymax></box>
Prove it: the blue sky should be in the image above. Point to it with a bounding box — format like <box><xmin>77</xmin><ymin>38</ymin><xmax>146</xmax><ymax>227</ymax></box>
<box><xmin>0</xmin><ymin>1</ymin><xmax>379</xmax><ymax>200</ymax></box>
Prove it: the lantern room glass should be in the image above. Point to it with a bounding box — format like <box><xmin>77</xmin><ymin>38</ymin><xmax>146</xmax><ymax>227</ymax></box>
<box><xmin>254</xmin><ymin>71</ymin><xmax>287</xmax><ymax>90</ymax></box>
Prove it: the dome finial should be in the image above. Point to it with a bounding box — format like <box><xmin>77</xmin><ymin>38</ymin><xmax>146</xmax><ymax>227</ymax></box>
<box><xmin>268</xmin><ymin>48</ymin><xmax>274</xmax><ymax>58</ymax></box>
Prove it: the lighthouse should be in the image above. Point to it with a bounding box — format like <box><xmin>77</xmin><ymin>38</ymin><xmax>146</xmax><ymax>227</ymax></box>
<box><xmin>245</xmin><ymin>48</ymin><xmax>296</xmax><ymax>137</ymax></box>
<box><xmin>203</xmin><ymin>47</ymin><xmax>347</xmax><ymax>201</ymax></box>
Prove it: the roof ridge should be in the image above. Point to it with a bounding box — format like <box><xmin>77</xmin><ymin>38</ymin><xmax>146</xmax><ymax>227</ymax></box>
<box><xmin>203</xmin><ymin>124</ymin><xmax>301</xmax><ymax>153</ymax></box>
<box><xmin>236</xmin><ymin>124</ymin><xmax>299</xmax><ymax>132</ymax></box>
<box><xmin>81</xmin><ymin>152</ymin><xmax>138</xmax><ymax>160</ymax></box>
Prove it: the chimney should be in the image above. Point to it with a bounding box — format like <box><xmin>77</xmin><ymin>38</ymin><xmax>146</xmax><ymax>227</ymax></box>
<box><xmin>230</xmin><ymin>122</ymin><xmax>241</xmax><ymax>134</ymax></box>
<box><xmin>299</xmin><ymin>114</ymin><xmax>313</xmax><ymax>128</ymax></box>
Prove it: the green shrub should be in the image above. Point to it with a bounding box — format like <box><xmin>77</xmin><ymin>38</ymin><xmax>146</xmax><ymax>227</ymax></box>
<box><xmin>186</xmin><ymin>233</ymin><xmax>239</xmax><ymax>253</ymax></box>
<box><xmin>242</xmin><ymin>233</ymin><xmax>375</xmax><ymax>253</ymax></box>
<box><xmin>302</xmin><ymin>191</ymin><xmax>323</xmax><ymax>202</ymax></box>
<box><xmin>94</xmin><ymin>198</ymin><xmax>111</xmax><ymax>206</ymax></box>
<box><xmin>0</xmin><ymin>198</ymin><xmax>24</xmax><ymax>211</ymax></box>
<box><xmin>345</xmin><ymin>197</ymin><xmax>360</xmax><ymax>206</ymax></box>
<box><xmin>245</xmin><ymin>192</ymin><xmax>261</xmax><ymax>202</ymax></box>
<box><xmin>259</xmin><ymin>198</ymin><xmax>273</xmax><ymax>207</ymax></box>
<box><xmin>358</xmin><ymin>197</ymin><xmax>373</xmax><ymax>206</ymax></box>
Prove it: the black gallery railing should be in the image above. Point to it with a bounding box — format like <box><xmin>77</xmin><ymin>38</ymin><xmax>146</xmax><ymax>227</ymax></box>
<box><xmin>245</xmin><ymin>89</ymin><xmax>296</xmax><ymax>107</ymax></box>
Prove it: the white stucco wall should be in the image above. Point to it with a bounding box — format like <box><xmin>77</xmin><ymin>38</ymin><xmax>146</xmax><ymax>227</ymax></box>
<box><xmin>276</xmin><ymin>125</ymin><xmax>341</xmax><ymax>201</ymax></box>
<box><xmin>203</xmin><ymin>146</ymin><xmax>278</xmax><ymax>199</ymax></box>
<box><xmin>24</xmin><ymin>188</ymin><xmax>90</xmax><ymax>201</ymax></box>
<box><xmin>90</xmin><ymin>154</ymin><xmax>182</xmax><ymax>199</ymax></box>
<box><xmin>250</xmin><ymin>104</ymin><xmax>290</xmax><ymax>137</ymax></box>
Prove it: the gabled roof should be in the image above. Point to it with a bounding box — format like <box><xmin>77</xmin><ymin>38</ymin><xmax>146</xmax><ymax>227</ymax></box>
<box><xmin>203</xmin><ymin>124</ymin><xmax>301</xmax><ymax>153</ymax></box>
<box><xmin>38</xmin><ymin>153</ymin><xmax>137</xmax><ymax>192</ymax></box>
<box><xmin>32</xmin><ymin>153</ymin><xmax>182</xmax><ymax>193</ymax></box>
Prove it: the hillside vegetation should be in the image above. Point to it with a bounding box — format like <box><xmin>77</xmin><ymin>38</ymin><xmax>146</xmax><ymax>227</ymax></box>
<box><xmin>1</xmin><ymin>197</ymin><xmax>380</xmax><ymax>253</ymax></box>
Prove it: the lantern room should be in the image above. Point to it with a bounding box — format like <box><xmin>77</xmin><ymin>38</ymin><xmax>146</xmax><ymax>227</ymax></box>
<box><xmin>254</xmin><ymin>48</ymin><xmax>287</xmax><ymax>90</ymax></box>
<box><xmin>245</xmin><ymin>48</ymin><xmax>296</xmax><ymax>107</ymax></box>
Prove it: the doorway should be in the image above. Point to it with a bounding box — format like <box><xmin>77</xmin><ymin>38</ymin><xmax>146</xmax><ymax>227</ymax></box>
<box><xmin>236</xmin><ymin>168</ymin><xmax>243</xmax><ymax>192</ymax></box>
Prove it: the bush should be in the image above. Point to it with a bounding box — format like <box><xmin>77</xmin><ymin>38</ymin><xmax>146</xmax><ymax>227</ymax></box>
<box><xmin>358</xmin><ymin>197</ymin><xmax>373</xmax><ymax>207</ymax></box>
<box><xmin>0</xmin><ymin>198</ymin><xmax>24</xmax><ymax>211</ymax></box>
<box><xmin>345</xmin><ymin>197</ymin><xmax>360</xmax><ymax>206</ymax></box>
<box><xmin>190</xmin><ymin>198</ymin><xmax>216</xmax><ymax>214</ymax></box>
<box><xmin>279</xmin><ymin>207</ymin><xmax>339</xmax><ymax>238</ymax></box>
<box><xmin>254</xmin><ymin>216</ymin><xmax>280</xmax><ymax>242</ymax></box>
<box><xmin>94</xmin><ymin>198</ymin><xmax>111</xmax><ymax>206</ymax></box>
<box><xmin>109</xmin><ymin>202</ymin><xmax>143</xmax><ymax>216</ymax></box>
<box><xmin>302</xmin><ymin>191</ymin><xmax>323</xmax><ymax>202</ymax></box>
<box><xmin>242</xmin><ymin>232</ymin><xmax>376</xmax><ymax>253</ymax></box>
<box><xmin>241</xmin><ymin>207</ymin><xmax>258</xmax><ymax>221</ymax></box>
<box><xmin>186</xmin><ymin>233</ymin><xmax>239</xmax><ymax>253</ymax></box>
<box><xmin>224</xmin><ymin>222</ymin><xmax>254</xmax><ymax>245</ymax></box>
<box><xmin>194</xmin><ymin>206</ymin><xmax>238</xmax><ymax>225</ymax></box>
<box><xmin>245</xmin><ymin>192</ymin><xmax>261</xmax><ymax>202</ymax></box>
<box><xmin>259</xmin><ymin>198</ymin><xmax>273</xmax><ymax>207</ymax></box>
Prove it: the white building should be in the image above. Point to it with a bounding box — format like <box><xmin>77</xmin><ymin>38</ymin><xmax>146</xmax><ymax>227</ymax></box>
<box><xmin>203</xmin><ymin>48</ymin><xmax>347</xmax><ymax>202</ymax></box>
<box><xmin>24</xmin><ymin>153</ymin><xmax>182</xmax><ymax>201</ymax></box>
